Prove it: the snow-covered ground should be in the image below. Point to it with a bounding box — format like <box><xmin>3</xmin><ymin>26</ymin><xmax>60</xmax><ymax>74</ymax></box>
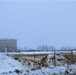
<box><xmin>1</xmin><ymin>65</ymin><xmax>76</xmax><ymax>75</ymax></box>
<box><xmin>0</xmin><ymin>53</ymin><xmax>76</xmax><ymax>75</ymax></box>
<box><xmin>6</xmin><ymin>51</ymin><xmax>76</xmax><ymax>55</ymax></box>
<box><xmin>0</xmin><ymin>53</ymin><xmax>23</xmax><ymax>73</ymax></box>
<box><xmin>7</xmin><ymin>51</ymin><xmax>72</xmax><ymax>54</ymax></box>
<box><xmin>8</xmin><ymin>51</ymin><xmax>53</xmax><ymax>55</ymax></box>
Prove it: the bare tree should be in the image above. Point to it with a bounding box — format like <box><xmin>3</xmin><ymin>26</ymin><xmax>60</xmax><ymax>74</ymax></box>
<box><xmin>61</xmin><ymin>46</ymin><xmax>70</xmax><ymax>50</ymax></box>
<box><xmin>48</xmin><ymin>46</ymin><xmax>56</xmax><ymax>50</ymax></box>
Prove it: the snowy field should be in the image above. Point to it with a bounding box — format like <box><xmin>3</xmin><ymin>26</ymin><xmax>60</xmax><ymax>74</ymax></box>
<box><xmin>3</xmin><ymin>51</ymin><xmax>75</xmax><ymax>55</ymax></box>
<box><xmin>0</xmin><ymin>53</ymin><xmax>76</xmax><ymax>75</ymax></box>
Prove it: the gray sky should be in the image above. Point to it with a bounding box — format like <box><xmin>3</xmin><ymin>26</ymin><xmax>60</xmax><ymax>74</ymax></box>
<box><xmin>0</xmin><ymin>1</ymin><xmax>76</xmax><ymax>49</ymax></box>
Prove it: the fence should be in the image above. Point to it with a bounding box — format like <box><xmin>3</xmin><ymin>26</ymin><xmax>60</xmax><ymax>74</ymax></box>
<box><xmin>1</xmin><ymin>49</ymin><xmax>76</xmax><ymax>66</ymax></box>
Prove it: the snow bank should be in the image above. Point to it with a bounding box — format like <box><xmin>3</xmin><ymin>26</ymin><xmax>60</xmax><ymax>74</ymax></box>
<box><xmin>0</xmin><ymin>63</ymin><xmax>76</xmax><ymax>75</ymax></box>
<box><xmin>0</xmin><ymin>53</ymin><xmax>23</xmax><ymax>73</ymax></box>
<box><xmin>20</xmin><ymin>66</ymin><xmax>67</xmax><ymax>75</ymax></box>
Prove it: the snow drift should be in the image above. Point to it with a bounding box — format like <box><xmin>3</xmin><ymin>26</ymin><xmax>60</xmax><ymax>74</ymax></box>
<box><xmin>0</xmin><ymin>53</ymin><xmax>23</xmax><ymax>73</ymax></box>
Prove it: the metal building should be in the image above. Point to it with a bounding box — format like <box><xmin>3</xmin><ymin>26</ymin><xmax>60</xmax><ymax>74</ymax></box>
<box><xmin>0</xmin><ymin>39</ymin><xmax>17</xmax><ymax>52</ymax></box>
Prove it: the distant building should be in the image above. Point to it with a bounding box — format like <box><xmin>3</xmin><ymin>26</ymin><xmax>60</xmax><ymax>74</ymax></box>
<box><xmin>0</xmin><ymin>39</ymin><xmax>17</xmax><ymax>52</ymax></box>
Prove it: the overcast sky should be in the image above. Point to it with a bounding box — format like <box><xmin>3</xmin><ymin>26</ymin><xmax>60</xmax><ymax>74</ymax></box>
<box><xmin>0</xmin><ymin>1</ymin><xmax>76</xmax><ymax>49</ymax></box>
